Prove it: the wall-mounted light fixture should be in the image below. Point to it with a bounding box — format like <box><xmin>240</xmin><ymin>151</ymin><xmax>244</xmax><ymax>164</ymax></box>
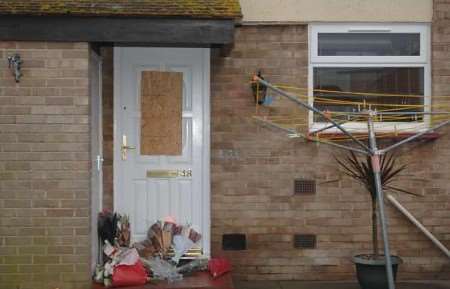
<box><xmin>8</xmin><ymin>54</ymin><xmax>23</xmax><ymax>83</ymax></box>
<box><xmin>251</xmin><ymin>71</ymin><xmax>267</xmax><ymax>105</ymax></box>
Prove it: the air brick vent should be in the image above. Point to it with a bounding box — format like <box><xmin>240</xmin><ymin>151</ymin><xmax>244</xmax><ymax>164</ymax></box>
<box><xmin>294</xmin><ymin>234</ymin><xmax>316</xmax><ymax>249</ymax></box>
<box><xmin>222</xmin><ymin>234</ymin><xmax>246</xmax><ymax>251</ymax></box>
<box><xmin>294</xmin><ymin>179</ymin><xmax>316</xmax><ymax>195</ymax></box>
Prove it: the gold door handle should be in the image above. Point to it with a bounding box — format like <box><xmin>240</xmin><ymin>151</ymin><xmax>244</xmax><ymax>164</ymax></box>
<box><xmin>121</xmin><ymin>145</ymin><xmax>136</xmax><ymax>160</ymax></box>
<box><xmin>122</xmin><ymin>145</ymin><xmax>136</xmax><ymax>150</ymax></box>
<box><xmin>121</xmin><ymin>135</ymin><xmax>136</xmax><ymax>160</ymax></box>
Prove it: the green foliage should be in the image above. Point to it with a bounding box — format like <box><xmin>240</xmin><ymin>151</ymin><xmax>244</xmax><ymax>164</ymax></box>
<box><xmin>335</xmin><ymin>152</ymin><xmax>420</xmax><ymax>200</ymax></box>
<box><xmin>335</xmin><ymin>151</ymin><xmax>420</xmax><ymax>256</ymax></box>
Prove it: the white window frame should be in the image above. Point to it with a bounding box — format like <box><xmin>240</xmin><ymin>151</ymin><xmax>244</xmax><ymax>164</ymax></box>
<box><xmin>308</xmin><ymin>23</ymin><xmax>431</xmax><ymax>133</ymax></box>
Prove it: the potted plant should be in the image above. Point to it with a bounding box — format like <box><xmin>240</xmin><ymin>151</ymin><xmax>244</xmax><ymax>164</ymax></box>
<box><xmin>335</xmin><ymin>152</ymin><xmax>420</xmax><ymax>289</ymax></box>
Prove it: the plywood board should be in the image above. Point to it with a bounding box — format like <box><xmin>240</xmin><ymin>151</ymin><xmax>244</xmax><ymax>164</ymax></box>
<box><xmin>141</xmin><ymin>71</ymin><xmax>183</xmax><ymax>155</ymax></box>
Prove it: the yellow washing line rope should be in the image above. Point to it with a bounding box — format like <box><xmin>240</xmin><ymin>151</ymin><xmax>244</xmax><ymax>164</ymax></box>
<box><xmin>254</xmin><ymin>118</ymin><xmax>443</xmax><ymax>141</ymax></box>
<box><xmin>313</xmin><ymin>124</ymin><xmax>432</xmax><ymax>140</ymax></box>
<box><xmin>261</xmin><ymin>118</ymin><xmax>450</xmax><ymax>130</ymax></box>
<box><xmin>262</xmin><ymin>114</ymin><xmax>424</xmax><ymax>123</ymax></box>
<box><xmin>274</xmin><ymin>84</ymin><xmax>450</xmax><ymax>99</ymax></box>
<box><xmin>261</xmin><ymin>89</ymin><xmax>435</xmax><ymax>111</ymax></box>
<box><xmin>314</xmin><ymin>98</ymin><xmax>425</xmax><ymax>108</ymax></box>
<box><xmin>252</xmin><ymin>82</ymin><xmax>450</xmax><ymax>141</ymax></box>
<box><xmin>262</xmin><ymin>93</ymin><xmax>450</xmax><ymax>112</ymax></box>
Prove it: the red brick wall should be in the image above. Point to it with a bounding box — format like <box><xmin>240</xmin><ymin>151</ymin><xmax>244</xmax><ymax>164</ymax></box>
<box><xmin>2</xmin><ymin>3</ymin><xmax>449</xmax><ymax>288</ymax></box>
<box><xmin>0</xmin><ymin>42</ymin><xmax>91</xmax><ymax>289</ymax></box>
<box><xmin>98</xmin><ymin>24</ymin><xmax>450</xmax><ymax>281</ymax></box>
<box><xmin>99</xmin><ymin>10</ymin><xmax>450</xmax><ymax>283</ymax></box>
<box><xmin>434</xmin><ymin>0</ymin><xmax>450</xmax><ymax>96</ymax></box>
<box><xmin>101</xmin><ymin>47</ymin><xmax>114</xmax><ymax>211</ymax></box>
<box><xmin>210</xmin><ymin>24</ymin><xmax>450</xmax><ymax>280</ymax></box>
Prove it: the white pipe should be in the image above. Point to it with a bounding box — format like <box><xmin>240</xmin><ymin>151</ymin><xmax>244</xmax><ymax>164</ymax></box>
<box><xmin>387</xmin><ymin>194</ymin><xmax>450</xmax><ymax>259</ymax></box>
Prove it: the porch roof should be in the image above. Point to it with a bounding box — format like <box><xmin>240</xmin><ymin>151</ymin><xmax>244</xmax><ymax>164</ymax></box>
<box><xmin>0</xmin><ymin>0</ymin><xmax>242</xmax><ymax>19</ymax></box>
<box><xmin>0</xmin><ymin>1</ymin><xmax>240</xmax><ymax>45</ymax></box>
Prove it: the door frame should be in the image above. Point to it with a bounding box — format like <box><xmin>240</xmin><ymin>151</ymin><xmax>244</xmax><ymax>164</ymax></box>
<box><xmin>113</xmin><ymin>47</ymin><xmax>211</xmax><ymax>256</ymax></box>
<box><xmin>89</xmin><ymin>48</ymin><xmax>103</xmax><ymax>271</ymax></box>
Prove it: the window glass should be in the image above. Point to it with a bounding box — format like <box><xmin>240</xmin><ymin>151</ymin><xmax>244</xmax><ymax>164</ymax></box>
<box><xmin>318</xmin><ymin>33</ymin><xmax>420</xmax><ymax>56</ymax></box>
<box><xmin>313</xmin><ymin>67</ymin><xmax>424</xmax><ymax>122</ymax></box>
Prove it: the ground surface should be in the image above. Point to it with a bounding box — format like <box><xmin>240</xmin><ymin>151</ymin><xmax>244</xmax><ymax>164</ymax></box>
<box><xmin>234</xmin><ymin>280</ymin><xmax>450</xmax><ymax>289</ymax></box>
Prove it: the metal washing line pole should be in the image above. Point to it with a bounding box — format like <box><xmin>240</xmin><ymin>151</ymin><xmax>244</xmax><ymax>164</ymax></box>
<box><xmin>252</xmin><ymin>75</ymin><xmax>450</xmax><ymax>289</ymax></box>
<box><xmin>387</xmin><ymin>195</ymin><xmax>450</xmax><ymax>259</ymax></box>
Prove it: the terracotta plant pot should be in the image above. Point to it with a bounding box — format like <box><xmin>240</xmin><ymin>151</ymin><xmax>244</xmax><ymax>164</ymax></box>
<box><xmin>353</xmin><ymin>254</ymin><xmax>402</xmax><ymax>289</ymax></box>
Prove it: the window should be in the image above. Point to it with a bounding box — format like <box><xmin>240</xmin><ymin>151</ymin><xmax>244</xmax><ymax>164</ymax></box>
<box><xmin>318</xmin><ymin>33</ymin><xmax>421</xmax><ymax>57</ymax></box>
<box><xmin>309</xmin><ymin>24</ymin><xmax>430</xmax><ymax>132</ymax></box>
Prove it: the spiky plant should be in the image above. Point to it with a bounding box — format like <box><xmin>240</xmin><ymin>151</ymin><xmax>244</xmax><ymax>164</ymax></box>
<box><xmin>335</xmin><ymin>152</ymin><xmax>419</xmax><ymax>258</ymax></box>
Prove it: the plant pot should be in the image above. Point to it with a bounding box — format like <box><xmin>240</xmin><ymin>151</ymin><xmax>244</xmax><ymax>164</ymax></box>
<box><xmin>353</xmin><ymin>254</ymin><xmax>402</xmax><ymax>289</ymax></box>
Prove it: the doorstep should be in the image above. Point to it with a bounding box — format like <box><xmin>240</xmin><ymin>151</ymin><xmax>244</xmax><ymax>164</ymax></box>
<box><xmin>92</xmin><ymin>271</ymin><xmax>234</xmax><ymax>289</ymax></box>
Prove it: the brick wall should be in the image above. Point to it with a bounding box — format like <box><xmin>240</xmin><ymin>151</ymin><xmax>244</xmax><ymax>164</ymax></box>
<box><xmin>3</xmin><ymin>4</ymin><xmax>450</xmax><ymax>289</ymax></box>
<box><xmin>434</xmin><ymin>0</ymin><xmax>450</xmax><ymax>97</ymax></box>
<box><xmin>98</xmin><ymin>15</ymin><xmax>450</xmax><ymax>283</ymax></box>
<box><xmin>210</xmin><ymin>24</ymin><xmax>450</xmax><ymax>280</ymax></box>
<box><xmin>101</xmin><ymin>47</ymin><xmax>114</xmax><ymax>211</ymax></box>
<box><xmin>0</xmin><ymin>42</ymin><xmax>91</xmax><ymax>289</ymax></box>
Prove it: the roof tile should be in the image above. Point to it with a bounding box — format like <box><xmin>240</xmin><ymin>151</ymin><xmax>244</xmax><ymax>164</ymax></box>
<box><xmin>0</xmin><ymin>0</ymin><xmax>242</xmax><ymax>19</ymax></box>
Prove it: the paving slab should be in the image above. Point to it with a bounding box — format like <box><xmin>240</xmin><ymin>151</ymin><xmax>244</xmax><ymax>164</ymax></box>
<box><xmin>236</xmin><ymin>280</ymin><xmax>450</xmax><ymax>289</ymax></box>
<box><xmin>280</xmin><ymin>281</ymin><xmax>359</xmax><ymax>289</ymax></box>
<box><xmin>234</xmin><ymin>280</ymin><xmax>281</xmax><ymax>289</ymax></box>
<box><xmin>92</xmin><ymin>272</ymin><xmax>234</xmax><ymax>289</ymax></box>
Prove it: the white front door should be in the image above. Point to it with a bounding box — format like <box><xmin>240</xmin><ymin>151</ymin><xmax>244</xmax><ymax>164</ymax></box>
<box><xmin>114</xmin><ymin>47</ymin><xmax>210</xmax><ymax>256</ymax></box>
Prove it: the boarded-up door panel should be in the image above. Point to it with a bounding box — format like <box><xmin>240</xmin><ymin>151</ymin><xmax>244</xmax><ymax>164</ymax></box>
<box><xmin>141</xmin><ymin>71</ymin><xmax>183</xmax><ymax>155</ymax></box>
